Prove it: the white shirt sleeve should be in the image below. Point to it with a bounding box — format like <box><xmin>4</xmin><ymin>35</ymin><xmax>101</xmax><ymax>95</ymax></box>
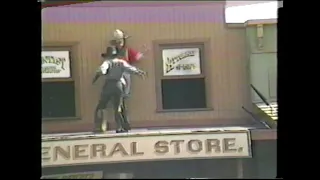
<box><xmin>100</xmin><ymin>61</ymin><xmax>110</xmax><ymax>75</ymax></box>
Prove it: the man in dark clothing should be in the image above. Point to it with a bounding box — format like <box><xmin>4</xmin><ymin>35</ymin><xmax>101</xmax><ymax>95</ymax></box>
<box><xmin>92</xmin><ymin>47</ymin><xmax>146</xmax><ymax>133</ymax></box>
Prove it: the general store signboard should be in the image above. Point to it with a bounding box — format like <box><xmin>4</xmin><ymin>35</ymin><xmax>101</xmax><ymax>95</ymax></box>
<box><xmin>41</xmin><ymin>171</ymin><xmax>103</xmax><ymax>179</ymax></box>
<box><xmin>42</xmin><ymin>51</ymin><xmax>71</xmax><ymax>79</ymax></box>
<box><xmin>162</xmin><ymin>48</ymin><xmax>201</xmax><ymax>76</ymax></box>
<box><xmin>42</xmin><ymin>130</ymin><xmax>252</xmax><ymax>167</ymax></box>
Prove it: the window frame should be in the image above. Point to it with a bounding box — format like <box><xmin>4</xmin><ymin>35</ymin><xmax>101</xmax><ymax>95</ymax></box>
<box><xmin>42</xmin><ymin>41</ymin><xmax>81</xmax><ymax>121</ymax></box>
<box><xmin>153</xmin><ymin>38</ymin><xmax>213</xmax><ymax>112</ymax></box>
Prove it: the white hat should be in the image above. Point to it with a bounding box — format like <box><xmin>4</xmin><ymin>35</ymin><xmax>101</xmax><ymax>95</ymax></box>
<box><xmin>113</xmin><ymin>29</ymin><xmax>130</xmax><ymax>40</ymax></box>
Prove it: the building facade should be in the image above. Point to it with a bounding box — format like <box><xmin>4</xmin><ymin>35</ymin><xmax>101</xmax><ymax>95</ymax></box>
<box><xmin>42</xmin><ymin>1</ymin><xmax>277</xmax><ymax>179</ymax></box>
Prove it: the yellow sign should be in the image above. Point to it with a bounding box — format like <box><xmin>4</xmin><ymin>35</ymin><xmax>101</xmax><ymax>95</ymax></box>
<box><xmin>42</xmin><ymin>132</ymin><xmax>251</xmax><ymax>167</ymax></box>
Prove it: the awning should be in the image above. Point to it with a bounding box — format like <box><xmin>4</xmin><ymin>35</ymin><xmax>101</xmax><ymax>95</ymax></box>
<box><xmin>41</xmin><ymin>1</ymin><xmax>92</xmax><ymax>9</ymax></box>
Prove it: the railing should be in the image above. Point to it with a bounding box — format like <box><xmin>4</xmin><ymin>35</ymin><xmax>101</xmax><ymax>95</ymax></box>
<box><xmin>242</xmin><ymin>106</ymin><xmax>270</xmax><ymax>129</ymax></box>
<box><xmin>250</xmin><ymin>84</ymin><xmax>275</xmax><ymax>117</ymax></box>
<box><xmin>251</xmin><ymin>84</ymin><xmax>270</xmax><ymax>106</ymax></box>
<box><xmin>241</xmin><ymin>84</ymin><xmax>275</xmax><ymax>129</ymax></box>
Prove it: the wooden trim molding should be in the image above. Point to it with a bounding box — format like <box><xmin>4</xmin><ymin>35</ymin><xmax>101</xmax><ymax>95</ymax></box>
<box><xmin>41</xmin><ymin>78</ymin><xmax>74</xmax><ymax>83</ymax></box>
<box><xmin>226</xmin><ymin>19</ymin><xmax>277</xmax><ymax>29</ymax></box>
<box><xmin>42</xmin><ymin>41</ymin><xmax>79</xmax><ymax>47</ymax></box>
<box><xmin>245</xmin><ymin>19</ymin><xmax>277</xmax><ymax>26</ymax></box>
<box><xmin>43</xmin><ymin>118</ymin><xmax>249</xmax><ymax>133</ymax></box>
<box><xmin>251</xmin><ymin>51</ymin><xmax>277</xmax><ymax>54</ymax></box>
<box><xmin>42</xmin><ymin>117</ymin><xmax>82</xmax><ymax>122</ymax></box>
<box><xmin>156</xmin><ymin>108</ymin><xmax>213</xmax><ymax>113</ymax></box>
<box><xmin>250</xmin><ymin>129</ymin><xmax>277</xmax><ymax>140</ymax></box>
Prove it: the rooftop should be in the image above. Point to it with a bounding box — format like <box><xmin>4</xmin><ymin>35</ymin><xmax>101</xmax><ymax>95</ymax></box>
<box><xmin>42</xmin><ymin>125</ymin><xmax>269</xmax><ymax>142</ymax></box>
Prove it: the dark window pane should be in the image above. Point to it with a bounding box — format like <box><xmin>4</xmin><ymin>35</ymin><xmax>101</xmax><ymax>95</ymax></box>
<box><xmin>42</xmin><ymin>81</ymin><xmax>76</xmax><ymax>118</ymax></box>
<box><xmin>161</xmin><ymin>78</ymin><xmax>206</xmax><ymax>110</ymax></box>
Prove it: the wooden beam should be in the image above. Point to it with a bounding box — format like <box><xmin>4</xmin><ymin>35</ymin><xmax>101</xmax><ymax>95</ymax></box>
<box><xmin>41</xmin><ymin>1</ymin><xmax>93</xmax><ymax>9</ymax></box>
<box><xmin>250</xmin><ymin>129</ymin><xmax>277</xmax><ymax>140</ymax></box>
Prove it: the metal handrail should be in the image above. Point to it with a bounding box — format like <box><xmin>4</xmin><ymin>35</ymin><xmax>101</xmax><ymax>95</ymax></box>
<box><xmin>242</xmin><ymin>106</ymin><xmax>270</xmax><ymax>128</ymax></box>
<box><xmin>250</xmin><ymin>84</ymin><xmax>275</xmax><ymax>116</ymax></box>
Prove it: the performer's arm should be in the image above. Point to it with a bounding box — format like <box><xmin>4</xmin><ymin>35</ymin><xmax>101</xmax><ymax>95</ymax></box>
<box><xmin>122</xmin><ymin>61</ymin><xmax>146</xmax><ymax>77</ymax></box>
<box><xmin>100</xmin><ymin>61</ymin><xmax>111</xmax><ymax>75</ymax></box>
<box><xmin>128</xmin><ymin>48</ymin><xmax>143</xmax><ymax>64</ymax></box>
<box><xmin>92</xmin><ymin>61</ymin><xmax>111</xmax><ymax>84</ymax></box>
<box><xmin>92</xmin><ymin>71</ymin><xmax>102</xmax><ymax>84</ymax></box>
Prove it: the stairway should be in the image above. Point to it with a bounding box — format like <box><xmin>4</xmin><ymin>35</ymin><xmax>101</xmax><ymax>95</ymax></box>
<box><xmin>255</xmin><ymin>102</ymin><xmax>278</xmax><ymax>121</ymax></box>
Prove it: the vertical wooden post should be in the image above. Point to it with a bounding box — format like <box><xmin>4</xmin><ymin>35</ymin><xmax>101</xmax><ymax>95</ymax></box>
<box><xmin>237</xmin><ymin>159</ymin><xmax>244</xmax><ymax>178</ymax></box>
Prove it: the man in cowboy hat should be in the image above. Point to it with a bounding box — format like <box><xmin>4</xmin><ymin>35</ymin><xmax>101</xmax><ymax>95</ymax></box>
<box><xmin>107</xmin><ymin>29</ymin><xmax>149</xmax><ymax>130</ymax></box>
<box><xmin>109</xmin><ymin>29</ymin><xmax>148</xmax><ymax>97</ymax></box>
<box><xmin>92</xmin><ymin>47</ymin><xmax>146</xmax><ymax>133</ymax></box>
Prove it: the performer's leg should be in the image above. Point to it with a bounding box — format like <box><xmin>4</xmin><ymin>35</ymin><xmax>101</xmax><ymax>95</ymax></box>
<box><xmin>94</xmin><ymin>103</ymin><xmax>104</xmax><ymax>132</ymax></box>
<box><xmin>121</xmin><ymin>99</ymin><xmax>131</xmax><ymax>130</ymax></box>
<box><xmin>112</xmin><ymin>94</ymin><xmax>125</xmax><ymax>133</ymax></box>
<box><xmin>94</xmin><ymin>94</ymin><xmax>111</xmax><ymax>132</ymax></box>
<box><xmin>120</xmin><ymin>78</ymin><xmax>131</xmax><ymax>130</ymax></box>
<box><xmin>113</xmin><ymin>81</ymin><xmax>126</xmax><ymax>133</ymax></box>
<box><xmin>122</xmin><ymin>73</ymin><xmax>131</xmax><ymax>97</ymax></box>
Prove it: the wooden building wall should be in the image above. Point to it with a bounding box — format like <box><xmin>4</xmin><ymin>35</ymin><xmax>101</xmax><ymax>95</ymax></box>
<box><xmin>42</xmin><ymin>2</ymin><xmax>252</xmax><ymax>133</ymax></box>
<box><xmin>246</xmin><ymin>21</ymin><xmax>277</xmax><ymax>103</ymax></box>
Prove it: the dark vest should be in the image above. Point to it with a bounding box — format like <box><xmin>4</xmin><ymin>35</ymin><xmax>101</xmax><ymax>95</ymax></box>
<box><xmin>116</xmin><ymin>47</ymin><xmax>129</xmax><ymax>61</ymax></box>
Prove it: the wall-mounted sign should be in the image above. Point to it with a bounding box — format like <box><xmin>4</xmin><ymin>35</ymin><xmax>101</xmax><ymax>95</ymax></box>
<box><xmin>42</xmin><ymin>131</ymin><xmax>251</xmax><ymax>167</ymax></box>
<box><xmin>162</xmin><ymin>48</ymin><xmax>201</xmax><ymax>76</ymax></box>
<box><xmin>42</xmin><ymin>51</ymin><xmax>71</xmax><ymax>79</ymax></box>
<box><xmin>41</xmin><ymin>171</ymin><xmax>103</xmax><ymax>179</ymax></box>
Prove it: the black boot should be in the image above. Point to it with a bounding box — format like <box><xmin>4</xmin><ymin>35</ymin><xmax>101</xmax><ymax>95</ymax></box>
<box><xmin>116</xmin><ymin>129</ymin><xmax>128</xmax><ymax>133</ymax></box>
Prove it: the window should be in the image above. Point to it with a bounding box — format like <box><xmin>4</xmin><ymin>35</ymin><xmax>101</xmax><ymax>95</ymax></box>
<box><xmin>154</xmin><ymin>40</ymin><xmax>210</xmax><ymax>111</ymax></box>
<box><xmin>161</xmin><ymin>78</ymin><xmax>207</xmax><ymax>110</ymax></box>
<box><xmin>42</xmin><ymin>45</ymin><xmax>79</xmax><ymax>120</ymax></box>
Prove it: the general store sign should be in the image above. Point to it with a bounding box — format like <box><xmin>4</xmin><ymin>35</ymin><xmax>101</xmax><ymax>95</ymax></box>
<box><xmin>162</xmin><ymin>48</ymin><xmax>201</xmax><ymax>76</ymax></box>
<box><xmin>42</xmin><ymin>51</ymin><xmax>71</xmax><ymax>78</ymax></box>
<box><xmin>41</xmin><ymin>171</ymin><xmax>103</xmax><ymax>179</ymax></box>
<box><xmin>42</xmin><ymin>131</ymin><xmax>251</xmax><ymax>167</ymax></box>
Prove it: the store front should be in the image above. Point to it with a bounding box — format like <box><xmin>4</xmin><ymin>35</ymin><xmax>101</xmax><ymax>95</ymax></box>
<box><xmin>42</xmin><ymin>128</ymin><xmax>252</xmax><ymax>179</ymax></box>
<box><xmin>42</xmin><ymin>158</ymin><xmax>240</xmax><ymax>179</ymax></box>
<box><xmin>41</xmin><ymin>2</ymin><xmax>277</xmax><ymax>179</ymax></box>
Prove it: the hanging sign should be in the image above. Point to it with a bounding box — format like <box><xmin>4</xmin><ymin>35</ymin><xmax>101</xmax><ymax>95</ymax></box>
<box><xmin>42</xmin><ymin>51</ymin><xmax>71</xmax><ymax>78</ymax></box>
<box><xmin>41</xmin><ymin>171</ymin><xmax>103</xmax><ymax>179</ymax></box>
<box><xmin>162</xmin><ymin>48</ymin><xmax>201</xmax><ymax>76</ymax></box>
<box><xmin>42</xmin><ymin>131</ymin><xmax>251</xmax><ymax>167</ymax></box>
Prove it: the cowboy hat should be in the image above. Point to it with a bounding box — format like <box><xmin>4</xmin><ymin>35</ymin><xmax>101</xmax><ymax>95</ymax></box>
<box><xmin>101</xmin><ymin>47</ymin><xmax>117</xmax><ymax>58</ymax></box>
<box><xmin>113</xmin><ymin>29</ymin><xmax>131</xmax><ymax>40</ymax></box>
